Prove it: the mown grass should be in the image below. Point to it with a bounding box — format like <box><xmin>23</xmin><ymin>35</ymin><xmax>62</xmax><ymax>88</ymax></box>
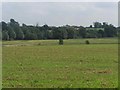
<box><xmin>2</xmin><ymin>38</ymin><xmax>118</xmax><ymax>88</ymax></box>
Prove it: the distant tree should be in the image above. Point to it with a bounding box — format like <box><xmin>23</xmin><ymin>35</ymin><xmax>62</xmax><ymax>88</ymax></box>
<box><xmin>16</xmin><ymin>28</ymin><xmax>24</xmax><ymax>40</ymax></box>
<box><xmin>0</xmin><ymin>32</ymin><xmax>2</xmax><ymax>40</ymax></box>
<box><xmin>47</xmin><ymin>30</ymin><xmax>53</xmax><ymax>39</ymax></box>
<box><xmin>104</xmin><ymin>24</ymin><xmax>117</xmax><ymax>37</ymax></box>
<box><xmin>2</xmin><ymin>31</ymin><xmax>9</xmax><ymax>40</ymax></box>
<box><xmin>66</xmin><ymin>27</ymin><xmax>75</xmax><ymax>39</ymax></box>
<box><xmin>117</xmin><ymin>27</ymin><xmax>120</xmax><ymax>37</ymax></box>
<box><xmin>93</xmin><ymin>22</ymin><xmax>102</xmax><ymax>28</ymax></box>
<box><xmin>43</xmin><ymin>24</ymin><xmax>49</xmax><ymax>30</ymax></box>
<box><xmin>97</xmin><ymin>30</ymin><xmax>105</xmax><ymax>38</ymax></box>
<box><xmin>0</xmin><ymin>25</ymin><xmax>2</xmax><ymax>40</ymax></box>
<box><xmin>52</xmin><ymin>28</ymin><xmax>60</xmax><ymax>39</ymax></box>
<box><xmin>79</xmin><ymin>26</ymin><xmax>86</xmax><ymax>38</ymax></box>
<box><xmin>9</xmin><ymin>19</ymin><xmax>24</xmax><ymax>40</ymax></box>
<box><xmin>2</xmin><ymin>21</ymin><xmax>8</xmax><ymax>31</ymax></box>
<box><xmin>63</xmin><ymin>29</ymin><xmax>68</xmax><ymax>39</ymax></box>
<box><xmin>0</xmin><ymin>22</ymin><xmax>2</xmax><ymax>40</ymax></box>
<box><xmin>21</xmin><ymin>23</ymin><xmax>28</xmax><ymax>40</ymax></box>
<box><xmin>58</xmin><ymin>27</ymin><xmax>68</xmax><ymax>39</ymax></box>
<box><xmin>74</xmin><ymin>30</ymin><xmax>79</xmax><ymax>39</ymax></box>
<box><xmin>7</xmin><ymin>25</ymin><xmax>16</xmax><ymax>40</ymax></box>
<box><xmin>86</xmin><ymin>30</ymin><xmax>97</xmax><ymax>38</ymax></box>
<box><xmin>41</xmin><ymin>25</ymin><xmax>49</xmax><ymax>39</ymax></box>
<box><xmin>102</xmin><ymin>22</ymin><xmax>108</xmax><ymax>28</ymax></box>
<box><xmin>30</xmin><ymin>33</ymin><xmax>38</xmax><ymax>40</ymax></box>
<box><xmin>90</xmin><ymin>25</ymin><xmax>92</xmax><ymax>28</ymax></box>
<box><xmin>0</xmin><ymin>19</ymin><xmax>118</xmax><ymax>40</ymax></box>
<box><xmin>10</xmin><ymin>19</ymin><xmax>16</xmax><ymax>23</ymax></box>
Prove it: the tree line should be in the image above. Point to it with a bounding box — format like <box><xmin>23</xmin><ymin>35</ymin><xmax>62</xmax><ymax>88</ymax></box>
<box><xmin>1</xmin><ymin>19</ymin><xmax>119</xmax><ymax>40</ymax></box>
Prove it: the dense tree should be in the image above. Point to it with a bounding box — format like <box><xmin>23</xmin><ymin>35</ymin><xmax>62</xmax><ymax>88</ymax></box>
<box><xmin>7</xmin><ymin>25</ymin><xmax>16</xmax><ymax>40</ymax></box>
<box><xmin>2</xmin><ymin>21</ymin><xmax>8</xmax><ymax>31</ymax></box>
<box><xmin>97</xmin><ymin>30</ymin><xmax>104</xmax><ymax>38</ymax></box>
<box><xmin>104</xmin><ymin>24</ymin><xmax>117</xmax><ymax>37</ymax></box>
<box><xmin>0</xmin><ymin>32</ymin><xmax>2</xmax><ymax>40</ymax></box>
<box><xmin>117</xmin><ymin>27</ymin><xmax>120</xmax><ymax>37</ymax></box>
<box><xmin>2</xmin><ymin>31</ymin><xmax>9</xmax><ymax>40</ymax></box>
<box><xmin>1</xmin><ymin>19</ymin><xmax>118</xmax><ymax>40</ymax></box>
<box><xmin>66</xmin><ymin>27</ymin><xmax>75</xmax><ymax>39</ymax></box>
<box><xmin>58</xmin><ymin>27</ymin><xmax>68</xmax><ymax>39</ymax></box>
<box><xmin>9</xmin><ymin>19</ymin><xmax>24</xmax><ymax>40</ymax></box>
<box><xmin>52</xmin><ymin>27</ymin><xmax>60</xmax><ymax>39</ymax></box>
<box><xmin>86</xmin><ymin>30</ymin><xmax>97</xmax><ymax>38</ymax></box>
<box><xmin>93</xmin><ymin>22</ymin><xmax>102</xmax><ymax>28</ymax></box>
<box><xmin>0</xmin><ymin>22</ymin><xmax>2</xmax><ymax>40</ymax></box>
<box><xmin>79</xmin><ymin>26</ymin><xmax>86</xmax><ymax>38</ymax></box>
<box><xmin>47</xmin><ymin>30</ymin><xmax>53</xmax><ymax>39</ymax></box>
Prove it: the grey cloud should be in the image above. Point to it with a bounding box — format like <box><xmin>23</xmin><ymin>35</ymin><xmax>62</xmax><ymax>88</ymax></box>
<box><xmin>2</xmin><ymin>2</ymin><xmax>118</xmax><ymax>26</ymax></box>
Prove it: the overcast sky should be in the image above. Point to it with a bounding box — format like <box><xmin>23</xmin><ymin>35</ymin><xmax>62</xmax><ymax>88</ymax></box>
<box><xmin>2</xmin><ymin>2</ymin><xmax>118</xmax><ymax>27</ymax></box>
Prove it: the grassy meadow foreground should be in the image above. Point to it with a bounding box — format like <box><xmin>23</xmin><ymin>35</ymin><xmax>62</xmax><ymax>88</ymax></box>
<box><xmin>2</xmin><ymin>38</ymin><xmax>118</xmax><ymax>88</ymax></box>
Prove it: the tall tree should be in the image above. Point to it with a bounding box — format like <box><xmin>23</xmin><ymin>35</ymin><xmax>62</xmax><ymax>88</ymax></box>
<box><xmin>79</xmin><ymin>26</ymin><xmax>86</xmax><ymax>38</ymax></box>
<box><xmin>93</xmin><ymin>22</ymin><xmax>102</xmax><ymax>28</ymax></box>
<box><xmin>7</xmin><ymin>25</ymin><xmax>16</xmax><ymax>40</ymax></box>
<box><xmin>9</xmin><ymin>19</ymin><xmax>24</xmax><ymax>40</ymax></box>
<box><xmin>2</xmin><ymin>31</ymin><xmax>9</xmax><ymax>40</ymax></box>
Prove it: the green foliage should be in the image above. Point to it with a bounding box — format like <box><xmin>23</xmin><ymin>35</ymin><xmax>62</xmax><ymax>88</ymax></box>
<box><xmin>0</xmin><ymin>31</ymin><xmax>2</xmax><ymax>40</ymax></box>
<box><xmin>104</xmin><ymin>24</ymin><xmax>117</xmax><ymax>37</ymax></box>
<box><xmin>79</xmin><ymin>26</ymin><xmax>86</xmax><ymax>38</ymax></box>
<box><xmin>9</xmin><ymin>19</ymin><xmax>24</xmax><ymax>40</ymax></box>
<box><xmin>97</xmin><ymin>30</ymin><xmax>104</xmax><ymax>38</ymax></box>
<box><xmin>59</xmin><ymin>38</ymin><xmax>64</xmax><ymax>45</ymax></box>
<box><xmin>47</xmin><ymin>30</ymin><xmax>53</xmax><ymax>39</ymax></box>
<box><xmin>1</xmin><ymin>19</ymin><xmax>118</xmax><ymax>40</ymax></box>
<box><xmin>24</xmin><ymin>31</ymin><xmax>37</xmax><ymax>40</ymax></box>
<box><xmin>86</xmin><ymin>30</ymin><xmax>97</xmax><ymax>38</ymax></box>
<box><xmin>58</xmin><ymin>27</ymin><xmax>68</xmax><ymax>39</ymax></box>
<box><xmin>66</xmin><ymin>27</ymin><xmax>75</xmax><ymax>39</ymax></box>
<box><xmin>17</xmin><ymin>29</ymin><xmax>24</xmax><ymax>40</ymax></box>
<box><xmin>2</xmin><ymin>31</ymin><xmax>9</xmax><ymax>40</ymax></box>
<box><xmin>7</xmin><ymin>25</ymin><xmax>16</xmax><ymax>40</ymax></box>
<box><xmin>85</xmin><ymin>40</ymin><xmax>90</xmax><ymax>44</ymax></box>
<box><xmin>0</xmin><ymin>23</ymin><xmax>2</xmax><ymax>40</ymax></box>
<box><xmin>93</xmin><ymin>22</ymin><xmax>102</xmax><ymax>28</ymax></box>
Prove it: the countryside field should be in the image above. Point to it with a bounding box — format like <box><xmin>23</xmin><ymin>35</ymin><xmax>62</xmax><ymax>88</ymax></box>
<box><xmin>2</xmin><ymin>38</ymin><xmax>118</xmax><ymax>88</ymax></box>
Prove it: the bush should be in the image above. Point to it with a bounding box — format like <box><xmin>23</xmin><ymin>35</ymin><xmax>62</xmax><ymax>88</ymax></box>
<box><xmin>59</xmin><ymin>38</ymin><xmax>63</xmax><ymax>45</ymax></box>
<box><xmin>85</xmin><ymin>40</ymin><xmax>90</xmax><ymax>44</ymax></box>
<box><xmin>38</xmin><ymin>43</ymin><xmax>41</xmax><ymax>45</ymax></box>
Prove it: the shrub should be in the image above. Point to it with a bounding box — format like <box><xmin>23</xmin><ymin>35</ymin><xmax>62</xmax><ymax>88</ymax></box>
<box><xmin>85</xmin><ymin>40</ymin><xmax>90</xmax><ymax>44</ymax></box>
<box><xmin>38</xmin><ymin>43</ymin><xmax>41</xmax><ymax>45</ymax></box>
<box><xmin>59</xmin><ymin>38</ymin><xmax>63</xmax><ymax>45</ymax></box>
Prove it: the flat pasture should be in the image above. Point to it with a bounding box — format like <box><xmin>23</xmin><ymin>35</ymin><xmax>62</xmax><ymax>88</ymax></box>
<box><xmin>2</xmin><ymin>38</ymin><xmax>118</xmax><ymax>88</ymax></box>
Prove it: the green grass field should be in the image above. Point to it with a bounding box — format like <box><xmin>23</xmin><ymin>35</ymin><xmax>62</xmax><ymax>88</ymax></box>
<box><xmin>2</xmin><ymin>38</ymin><xmax>118</xmax><ymax>46</ymax></box>
<box><xmin>2</xmin><ymin>38</ymin><xmax>118</xmax><ymax>88</ymax></box>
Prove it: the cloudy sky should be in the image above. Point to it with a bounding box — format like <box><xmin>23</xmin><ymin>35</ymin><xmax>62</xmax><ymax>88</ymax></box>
<box><xmin>2</xmin><ymin>2</ymin><xmax>118</xmax><ymax>27</ymax></box>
